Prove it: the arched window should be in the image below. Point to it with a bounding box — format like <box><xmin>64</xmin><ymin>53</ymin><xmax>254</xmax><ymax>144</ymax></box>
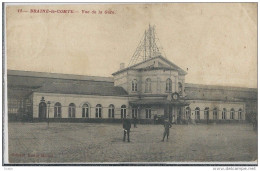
<box><xmin>166</xmin><ymin>78</ymin><xmax>172</xmax><ymax>92</ymax></box>
<box><xmin>238</xmin><ymin>109</ymin><xmax>242</xmax><ymax>120</ymax></box>
<box><xmin>96</xmin><ymin>104</ymin><xmax>102</xmax><ymax>118</ymax></box>
<box><xmin>54</xmin><ymin>102</ymin><xmax>62</xmax><ymax>118</ymax></box>
<box><xmin>121</xmin><ymin>105</ymin><xmax>126</xmax><ymax>118</ymax></box>
<box><xmin>145</xmin><ymin>78</ymin><xmax>152</xmax><ymax>92</ymax></box>
<box><xmin>132</xmin><ymin>108</ymin><xmax>138</xmax><ymax>118</ymax></box>
<box><xmin>178</xmin><ymin>82</ymin><xmax>183</xmax><ymax>95</ymax></box>
<box><xmin>230</xmin><ymin>108</ymin><xmax>235</xmax><ymax>120</ymax></box>
<box><xmin>82</xmin><ymin>103</ymin><xmax>89</xmax><ymax>118</ymax></box>
<box><xmin>68</xmin><ymin>103</ymin><xmax>76</xmax><ymax>118</ymax></box>
<box><xmin>213</xmin><ymin>108</ymin><xmax>218</xmax><ymax>120</ymax></box>
<box><xmin>185</xmin><ymin>107</ymin><xmax>191</xmax><ymax>120</ymax></box>
<box><xmin>222</xmin><ymin>108</ymin><xmax>226</xmax><ymax>120</ymax></box>
<box><xmin>195</xmin><ymin>107</ymin><xmax>200</xmax><ymax>120</ymax></box>
<box><xmin>204</xmin><ymin>107</ymin><xmax>209</xmax><ymax>120</ymax></box>
<box><xmin>108</xmin><ymin>104</ymin><xmax>115</xmax><ymax>118</ymax></box>
<box><xmin>146</xmin><ymin>107</ymin><xmax>152</xmax><ymax>119</ymax></box>
<box><xmin>132</xmin><ymin>79</ymin><xmax>137</xmax><ymax>92</ymax></box>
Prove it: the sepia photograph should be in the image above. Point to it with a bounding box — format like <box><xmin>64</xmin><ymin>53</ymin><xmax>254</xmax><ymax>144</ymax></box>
<box><xmin>2</xmin><ymin>2</ymin><xmax>258</xmax><ymax>166</ymax></box>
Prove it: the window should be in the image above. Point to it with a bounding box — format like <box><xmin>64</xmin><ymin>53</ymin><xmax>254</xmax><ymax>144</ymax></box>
<box><xmin>146</xmin><ymin>108</ymin><xmax>152</xmax><ymax>119</ymax></box>
<box><xmin>222</xmin><ymin>108</ymin><xmax>226</xmax><ymax>120</ymax></box>
<box><xmin>108</xmin><ymin>104</ymin><xmax>115</xmax><ymax>118</ymax></box>
<box><xmin>145</xmin><ymin>78</ymin><xmax>152</xmax><ymax>92</ymax></box>
<box><xmin>185</xmin><ymin>107</ymin><xmax>191</xmax><ymax>119</ymax></box>
<box><xmin>238</xmin><ymin>109</ymin><xmax>242</xmax><ymax>120</ymax></box>
<box><xmin>132</xmin><ymin>108</ymin><xmax>138</xmax><ymax>118</ymax></box>
<box><xmin>121</xmin><ymin>105</ymin><xmax>127</xmax><ymax>118</ymax></box>
<box><xmin>68</xmin><ymin>103</ymin><xmax>76</xmax><ymax>118</ymax></box>
<box><xmin>54</xmin><ymin>102</ymin><xmax>62</xmax><ymax>118</ymax></box>
<box><xmin>195</xmin><ymin>107</ymin><xmax>200</xmax><ymax>120</ymax></box>
<box><xmin>178</xmin><ymin>82</ymin><xmax>183</xmax><ymax>95</ymax></box>
<box><xmin>8</xmin><ymin>98</ymin><xmax>19</xmax><ymax>114</ymax></box>
<box><xmin>95</xmin><ymin>104</ymin><xmax>102</xmax><ymax>118</ymax></box>
<box><xmin>166</xmin><ymin>78</ymin><xmax>172</xmax><ymax>92</ymax></box>
<box><xmin>230</xmin><ymin>108</ymin><xmax>235</xmax><ymax>120</ymax></box>
<box><xmin>132</xmin><ymin>79</ymin><xmax>137</xmax><ymax>92</ymax></box>
<box><xmin>204</xmin><ymin>107</ymin><xmax>209</xmax><ymax>120</ymax></box>
<box><xmin>213</xmin><ymin>108</ymin><xmax>218</xmax><ymax>120</ymax></box>
<box><xmin>82</xmin><ymin>103</ymin><xmax>89</xmax><ymax>118</ymax></box>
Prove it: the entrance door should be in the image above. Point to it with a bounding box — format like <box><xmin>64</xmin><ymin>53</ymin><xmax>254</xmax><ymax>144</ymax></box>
<box><xmin>169</xmin><ymin>105</ymin><xmax>173</xmax><ymax>123</ymax></box>
<box><xmin>39</xmin><ymin>102</ymin><xmax>47</xmax><ymax>119</ymax></box>
<box><xmin>177</xmin><ymin>107</ymin><xmax>182</xmax><ymax>124</ymax></box>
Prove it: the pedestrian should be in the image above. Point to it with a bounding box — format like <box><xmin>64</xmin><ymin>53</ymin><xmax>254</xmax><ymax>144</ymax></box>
<box><xmin>123</xmin><ymin>117</ymin><xmax>131</xmax><ymax>142</ymax></box>
<box><xmin>162</xmin><ymin>118</ymin><xmax>172</xmax><ymax>142</ymax></box>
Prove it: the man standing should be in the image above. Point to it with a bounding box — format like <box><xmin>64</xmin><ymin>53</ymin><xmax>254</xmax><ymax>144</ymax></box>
<box><xmin>162</xmin><ymin>118</ymin><xmax>172</xmax><ymax>142</ymax></box>
<box><xmin>123</xmin><ymin>117</ymin><xmax>131</xmax><ymax>142</ymax></box>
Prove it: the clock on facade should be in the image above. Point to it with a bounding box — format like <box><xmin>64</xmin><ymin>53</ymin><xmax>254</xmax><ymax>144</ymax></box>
<box><xmin>171</xmin><ymin>92</ymin><xmax>179</xmax><ymax>100</ymax></box>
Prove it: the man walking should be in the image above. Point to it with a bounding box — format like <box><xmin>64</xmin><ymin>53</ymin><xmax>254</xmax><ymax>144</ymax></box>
<box><xmin>123</xmin><ymin>117</ymin><xmax>131</xmax><ymax>142</ymax></box>
<box><xmin>162</xmin><ymin>118</ymin><xmax>172</xmax><ymax>142</ymax></box>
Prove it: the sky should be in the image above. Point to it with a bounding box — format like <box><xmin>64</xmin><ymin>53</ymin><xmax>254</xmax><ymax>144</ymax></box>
<box><xmin>6</xmin><ymin>3</ymin><xmax>257</xmax><ymax>88</ymax></box>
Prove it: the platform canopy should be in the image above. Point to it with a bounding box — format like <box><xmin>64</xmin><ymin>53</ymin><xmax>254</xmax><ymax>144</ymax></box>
<box><xmin>129</xmin><ymin>99</ymin><xmax>189</xmax><ymax>106</ymax></box>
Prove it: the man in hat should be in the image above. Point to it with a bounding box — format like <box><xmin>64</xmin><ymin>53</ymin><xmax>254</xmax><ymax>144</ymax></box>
<box><xmin>123</xmin><ymin>116</ymin><xmax>131</xmax><ymax>142</ymax></box>
<box><xmin>162</xmin><ymin>118</ymin><xmax>172</xmax><ymax>142</ymax></box>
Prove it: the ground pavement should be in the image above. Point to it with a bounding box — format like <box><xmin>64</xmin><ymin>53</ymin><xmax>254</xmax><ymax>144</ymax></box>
<box><xmin>7</xmin><ymin>122</ymin><xmax>257</xmax><ymax>163</ymax></box>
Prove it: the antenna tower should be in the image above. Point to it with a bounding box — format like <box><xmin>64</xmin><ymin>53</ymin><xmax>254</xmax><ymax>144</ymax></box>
<box><xmin>128</xmin><ymin>25</ymin><xmax>166</xmax><ymax>67</ymax></box>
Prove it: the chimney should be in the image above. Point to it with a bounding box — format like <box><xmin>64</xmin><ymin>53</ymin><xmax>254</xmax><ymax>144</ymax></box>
<box><xmin>120</xmin><ymin>63</ymin><xmax>125</xmax><ymax>70</ymax></box>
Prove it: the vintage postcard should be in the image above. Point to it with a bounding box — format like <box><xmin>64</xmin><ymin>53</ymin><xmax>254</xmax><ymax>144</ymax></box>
<box><xmin>2</xmin><ymin>2</ymin><xmax>258</xmax><ymax>166</ymax></box>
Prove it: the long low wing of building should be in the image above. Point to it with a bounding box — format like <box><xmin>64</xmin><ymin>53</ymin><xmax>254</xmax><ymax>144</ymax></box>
<box><xmin>7</xmin><ymin>65</ymin><xmax>257</xmax><ymax>124</ymax></box>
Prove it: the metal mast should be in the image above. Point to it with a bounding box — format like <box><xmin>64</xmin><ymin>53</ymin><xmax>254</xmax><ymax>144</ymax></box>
<box><xmin>128</xmin><ymin>25</ymin><xmax>165</xmax><ymax>67</ymax></box>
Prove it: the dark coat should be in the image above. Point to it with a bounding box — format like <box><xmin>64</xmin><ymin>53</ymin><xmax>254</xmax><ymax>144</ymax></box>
<box><xmin>164</xmin><ymin>121</ymin><xmax>172</xmax><ymax>131</ymax></box>
<box><xmin>123</xmin><ymin>119</ymin><xmax>131</xmax><ymax>130</ymax></box>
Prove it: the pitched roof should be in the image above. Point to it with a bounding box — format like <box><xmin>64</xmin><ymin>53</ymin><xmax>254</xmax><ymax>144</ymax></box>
<box><xmin>112</xmin><ymin>56</ymin><xmax>187</xmax><ymax>75</ymax></box>
<box><xmin>8</xmin><ymin>74</ymin><xmax>114</xmax><ymax>89</ymax></box>
<box><xmin>185</xmin><ymin>83</ymin><xmax>257</xmax><ymax>92</ymax></box>
<box><xmin>34</xmin><ymin>82</ymin><xmax>128</xmax><ymax>96</ymax></box>
<box><xmin>8</xmin><ymin>70</ymin><xmax>128</xmax><ymax>97</ymax></box>
<box><xmin>185</xmin><ymin>83</ymin><xmax>257</xmax><ymax>102</ymax></box>
<box><xmin>8</xmin><ymin>70</ymin><xmax>114</xmax><ymax>82</ymax></box>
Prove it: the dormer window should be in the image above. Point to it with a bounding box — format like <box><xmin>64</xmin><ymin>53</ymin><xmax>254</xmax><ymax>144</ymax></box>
<box><xmin>132</xmin><ymin>79</ymin><xmax>137</xmax><ymax>92</ymax></box>
<box><xmin>145</xmin><ymin>78</ymin><xmax>152</xmax><ymax>92</ymax></box>
<box><xmin>166</xmin><ymin>78</ymin><xmax>172</xmax><ymax>92</ymax></box>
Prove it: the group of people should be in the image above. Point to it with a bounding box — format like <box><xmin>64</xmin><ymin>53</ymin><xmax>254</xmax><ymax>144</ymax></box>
<box><xmin>122</xmin><ymin>116</ymin><xmax>172</xmax><ymax>142</ymax></box>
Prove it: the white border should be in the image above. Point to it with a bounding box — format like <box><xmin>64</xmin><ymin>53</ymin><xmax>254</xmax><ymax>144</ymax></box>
<box><xmin>1</xmin><ymin>1</ymin><xmax>259</xmax><ymax>170</ymax></box>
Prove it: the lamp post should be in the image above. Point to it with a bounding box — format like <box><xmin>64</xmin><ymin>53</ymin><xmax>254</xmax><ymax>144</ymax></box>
<box><xmin>47</xmin><ymin>101</ymin><xmax>51</xmax><ymax>126</ymax></box>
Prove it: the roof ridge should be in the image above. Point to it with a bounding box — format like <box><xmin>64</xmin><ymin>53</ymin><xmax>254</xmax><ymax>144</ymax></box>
<box><xmin>8</xmin><ymin>69</ymin><xmax>114</xmax><ymax>82</ymax></box>
<box><xmin>185</xmin><ymin>82</ymin><xmax>257</xmax><ymax>90</ymax></box>
<box><xmin>112</xmin><ymin>56</ymin><xmax>187</xmax><ymax>75</ymax></box>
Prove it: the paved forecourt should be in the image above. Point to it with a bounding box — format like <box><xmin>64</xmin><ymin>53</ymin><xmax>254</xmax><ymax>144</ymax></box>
<box><xmin>8</xmin><ymin>122</ymin><xmax>257</xmax><ymax>163</ymax></box>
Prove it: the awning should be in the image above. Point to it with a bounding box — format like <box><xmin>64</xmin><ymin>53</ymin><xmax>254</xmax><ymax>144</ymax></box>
<box><xmin>129</xmin><ymin>99</ymin><xmax>190</xmax><ymax>106</ymax></box>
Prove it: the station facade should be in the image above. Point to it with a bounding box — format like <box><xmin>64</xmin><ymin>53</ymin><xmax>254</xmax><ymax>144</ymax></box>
<box><xmin>7</xmin><ymin>55</ymin><xmax>257</xmax><ymax>123</ymax></box>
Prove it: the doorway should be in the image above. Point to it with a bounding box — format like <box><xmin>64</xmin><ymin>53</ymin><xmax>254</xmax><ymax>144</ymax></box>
<box><xmin>39</xmin><ymin>102</ymin><xmax>47</xmax><ymax>119</ymax></box>
<box><xmin>169</xmin><ymin>105</ymin><xmax>173</xmax><ymax>123</ymax></box>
